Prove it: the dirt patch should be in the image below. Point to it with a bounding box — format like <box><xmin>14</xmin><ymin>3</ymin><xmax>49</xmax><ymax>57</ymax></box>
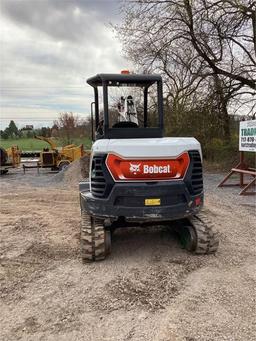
<box><xmin>104</xmin><ymin>264</ymin><xmax>189</xmax><ymax>311</ymax></box>
<box><xmin>0</xmin><ymin>172</ymin><xmax>255</xmax><ymax>341</ymax></box>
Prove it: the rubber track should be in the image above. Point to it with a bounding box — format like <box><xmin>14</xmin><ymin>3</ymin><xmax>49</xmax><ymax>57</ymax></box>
<box><xmin>190</xmin><ymin>212</ymin><xmax>219</xmax><ymax>254</ymax></box>
<box><xmin>80</xmin><ymin>211</ymin><xmax>106</xmax><ymax>262</ymax></box>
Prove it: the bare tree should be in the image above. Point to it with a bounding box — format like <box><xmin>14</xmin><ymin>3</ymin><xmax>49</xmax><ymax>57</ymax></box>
<box><xmin>120</xmin><ymin>0</ymin><xmax>255</xmax><ymax>87</ymax></box>
<box><xmin>117</xmin><ymin>0</ymin><xmax>256</xmax><ymax>139</ymax></box>
<box><xmin>54</xmin><ymin>112</ymin><xmax>80</xmax><ymax>144</ymax></box>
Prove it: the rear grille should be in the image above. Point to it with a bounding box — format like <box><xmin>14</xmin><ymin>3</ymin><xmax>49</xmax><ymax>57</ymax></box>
<box><xmin>189</xmin><ymin>150</ymin><xmax>203</xmax><ymax>195</ymax></box>
<box><xmin>91</xmin><ymin>156</ymin><xmax>107</xmax><ymax>198</ymax></box>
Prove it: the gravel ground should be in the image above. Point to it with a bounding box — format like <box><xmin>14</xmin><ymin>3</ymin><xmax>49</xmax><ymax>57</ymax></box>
<box><xmin>0</xmin><ymin>167</ymin><xmax>255</xmax><ymax>341</ymax></box>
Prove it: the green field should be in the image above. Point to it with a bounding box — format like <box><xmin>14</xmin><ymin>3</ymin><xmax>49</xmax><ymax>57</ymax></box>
<box><xmin>0</xmin><ymin>137</ymin><xmax>91</xmax><ymax>151</ymax></box>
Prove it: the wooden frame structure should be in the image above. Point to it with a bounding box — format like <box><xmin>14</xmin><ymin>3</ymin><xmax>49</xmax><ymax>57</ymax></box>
<box><xmin>218</xmin><ymin>151</ymin><xmax>256</xmax><ymax>195</ymax></box>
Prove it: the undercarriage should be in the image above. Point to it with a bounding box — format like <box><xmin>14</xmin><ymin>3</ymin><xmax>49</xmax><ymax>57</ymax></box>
<box><xmin>80</xmin><ymin>210</ymin><xmax>219</xmax><ymax>262</ymax></box>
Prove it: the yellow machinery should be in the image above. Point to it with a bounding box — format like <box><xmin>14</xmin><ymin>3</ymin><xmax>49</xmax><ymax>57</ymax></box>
<box><xmin>35</xmin><ymin>136</ymin><xmax>85</xmax><ymax>171</ymax></box>
<box><xmin>0</xmin><ymin>145</ymin><xmax>21</xmax><ymax>174</ymax></box>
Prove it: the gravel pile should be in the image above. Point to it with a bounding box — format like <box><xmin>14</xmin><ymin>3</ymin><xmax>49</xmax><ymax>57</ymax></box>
<box><xmin>51</xmin><ymin>155</ymin><xmax>90</xmax><ymax>188</ymax></box>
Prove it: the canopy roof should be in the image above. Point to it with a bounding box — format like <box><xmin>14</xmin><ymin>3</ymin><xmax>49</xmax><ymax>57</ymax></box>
<box><xmin>87</xmin><ymin>73</ymin><xmax>162</xmax><ymax>87</ymax></box>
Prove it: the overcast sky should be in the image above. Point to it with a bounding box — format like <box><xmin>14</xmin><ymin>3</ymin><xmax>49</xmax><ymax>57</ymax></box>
<box><xmin>0</xmin><ymin>0</ymin><xmax>130</xmax><ymax>129</ymax></box>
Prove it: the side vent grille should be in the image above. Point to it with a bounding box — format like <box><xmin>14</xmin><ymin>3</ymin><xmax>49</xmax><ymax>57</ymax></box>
<box><xmin>42</xmin><ymin>153</ymin><xmax>54</xmax><ymax>166</ymax></box>
<box><xmin>189</xmin><ymin>150</ymin><xmax>203</xmax><ymax>195</ymax></box>
<box><xmin>91</xmin><ymin>156</ymin><xmax>106</xmax><ymax>198</ymax></box>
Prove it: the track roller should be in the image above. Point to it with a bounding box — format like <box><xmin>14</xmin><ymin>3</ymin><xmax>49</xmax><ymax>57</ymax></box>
<box><xmin>178</xmin><ymin>212</ymin><xmax>219</xmax><ymax>254</ymax></box>
<box><xmin>80</xmin><ymin>211</ymin><xmax>111</xmax><ymax>262</ymax></box>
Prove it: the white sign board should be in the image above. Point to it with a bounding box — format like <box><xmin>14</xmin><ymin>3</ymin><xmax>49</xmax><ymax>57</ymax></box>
<box><xmin>239</xmin><ymin>120</ymin><xmax>256</xmax><ymax>152</ymax></box>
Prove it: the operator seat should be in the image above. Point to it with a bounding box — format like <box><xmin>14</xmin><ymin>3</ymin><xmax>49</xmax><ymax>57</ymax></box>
<box><xmin>112</xmin><ymin>121</ymin><xmax>138</xmax><ymax>128</ymax></box>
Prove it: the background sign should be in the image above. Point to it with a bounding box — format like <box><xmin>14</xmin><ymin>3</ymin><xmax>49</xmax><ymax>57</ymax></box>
<box><xmin>239</xmin><ymin>120</ymin><xmax>256</xmax><ymax>152</ymax></box>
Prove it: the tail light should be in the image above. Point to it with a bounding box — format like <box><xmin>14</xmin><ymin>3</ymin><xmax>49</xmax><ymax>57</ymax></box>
<box><xmin>106</xmin><ymin>152</ymin><xmax>189</xmax><ymax>182</ymax></box>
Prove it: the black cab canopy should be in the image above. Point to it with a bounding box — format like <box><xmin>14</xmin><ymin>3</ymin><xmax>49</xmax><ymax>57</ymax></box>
<box><xmin>87</xmin><ymin>73</ymin><xmax>162</xmax><ymax>87</ymax></box>
<box><xmin>87</xmin><ymin>73</ymin><xmax>164</xmax><ymax>140</ymax></box>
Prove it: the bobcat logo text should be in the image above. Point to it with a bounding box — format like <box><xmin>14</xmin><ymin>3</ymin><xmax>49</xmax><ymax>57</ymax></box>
<box><xmin>129</xmin><ymin>163</ymin><xmax>171</xmax><ymax>175</ymax></box>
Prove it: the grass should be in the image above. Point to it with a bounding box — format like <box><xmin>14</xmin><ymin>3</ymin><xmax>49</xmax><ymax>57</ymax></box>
<box><xmin>0</xmin><ymin>137</ymin><xmax>91</xmax><ymax>151</ymax></box>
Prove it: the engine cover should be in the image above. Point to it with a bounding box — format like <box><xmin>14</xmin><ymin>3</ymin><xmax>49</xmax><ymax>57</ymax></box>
<box><xmin>92</xmin><ymin>137</ymin><xmax>202</xmax><ymax>159</ymax></box>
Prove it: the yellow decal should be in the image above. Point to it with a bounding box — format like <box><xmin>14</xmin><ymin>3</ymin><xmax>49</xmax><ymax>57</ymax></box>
<box><xmin>145</xmin><ymin>198</ymin><xmax>161</xmax><ymax>206</ymax></box>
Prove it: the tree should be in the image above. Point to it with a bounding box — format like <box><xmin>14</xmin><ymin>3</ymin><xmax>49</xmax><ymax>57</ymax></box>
<box><xmin>40</xmin><ymin>127</ymin><xmax>51</xmax><ymax>137</ymax></box>
<box><xmin>26</xmin><ymin>130</ymin><xmax>34</xmax><ymax>138</ymax></box>
<box><xmin>184</xmin><ymin>0</ymin><xmax>255</xmax><ymax>89</ymax></box>
<box><xmin>54</xmin><ymin>112</ymin><xmax>80</xmax><ymax>144</ymax></box>
<box><xmin>117</xmin><ymin>0</ymin><xmax>256</xmax><ymax>140</ymax></box>
<box><xmin>121</xmin><ymin>0</ymin><xmax>255</xmax><ymax>88</ymax></box>
<box><xmin>51</xmin><ymin>124</ymin><xmax>59</xmax><ymax>138</ymax></box>
<box><xmin>4</xmin><ymin>120</ymin><xmax>19</xmax><ymax>138</ymax></box>
<box><xmin>0</xmin><ymin>130</ymin><xmax>9</xmax><ymax>139</ymax></box>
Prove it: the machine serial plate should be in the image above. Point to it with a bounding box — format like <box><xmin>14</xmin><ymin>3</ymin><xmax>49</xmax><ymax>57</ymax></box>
<box><xmin>145</xmin><ymin>198</ymin><xmax>161</xmax><ymax>206</ymax></box>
